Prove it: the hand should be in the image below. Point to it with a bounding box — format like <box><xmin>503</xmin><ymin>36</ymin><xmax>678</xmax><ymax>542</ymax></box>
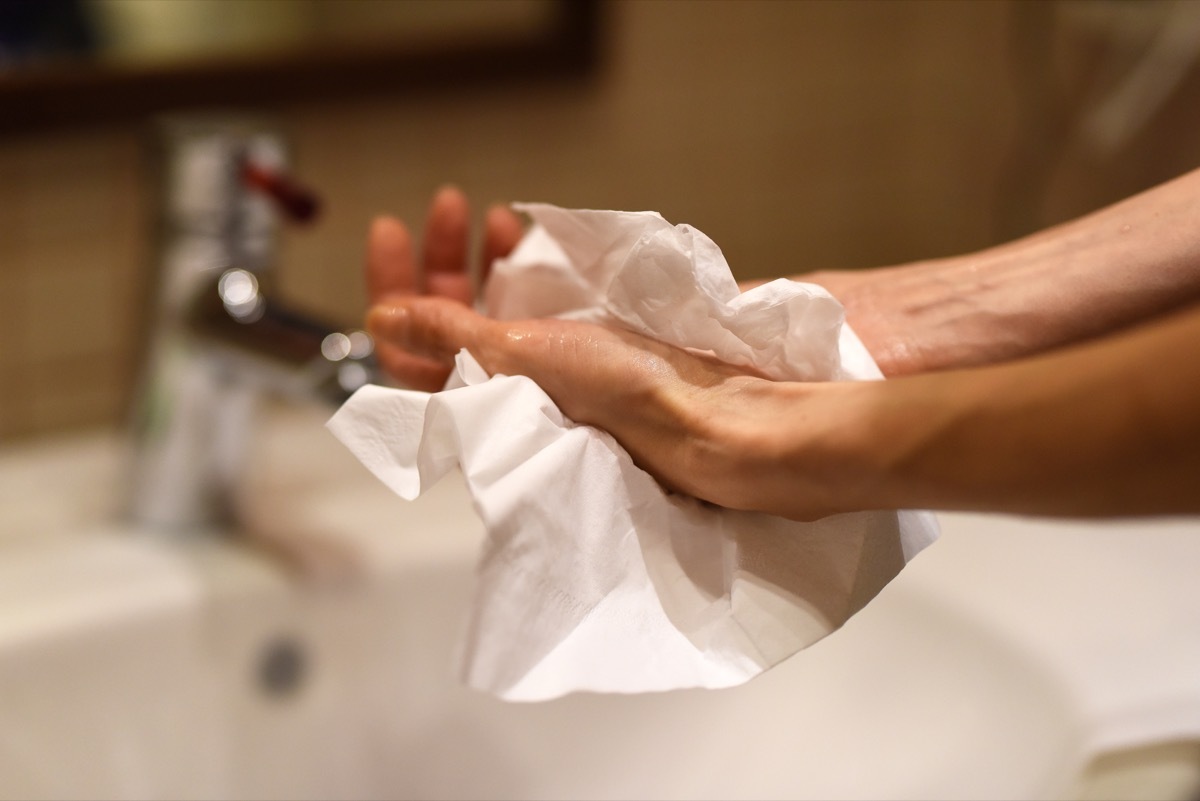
<box><xmin>366</xmin><ymin>294</ymin><xmax>868</xmax><ymax>520</ymax></box>
<box><xmin>366</xmin><ymin>185</ymin><xmax>525</xmax><ymax>391</ymax></box>
<box><xmin>364</xmin><ymin>188</ymin><xmax>883</xmax><ymax>519</ymax></box>
<box><xmin>365</xmin><ymin>189</ymin><xmax>865</xmax><ymax>519</ymax></box>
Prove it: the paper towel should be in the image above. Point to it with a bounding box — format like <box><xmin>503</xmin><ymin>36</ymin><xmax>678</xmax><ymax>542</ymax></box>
<box><xmin>328</xmin><ymin>204</ymin><xmax>939</xmax><ymax>702</ymax></box>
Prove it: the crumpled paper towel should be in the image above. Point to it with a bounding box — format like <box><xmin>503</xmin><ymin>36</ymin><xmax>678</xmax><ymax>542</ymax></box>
<box><xmin>327</xmin><ymin>203</ymin><xmax>939</xmax><ymax>702</ymax></box>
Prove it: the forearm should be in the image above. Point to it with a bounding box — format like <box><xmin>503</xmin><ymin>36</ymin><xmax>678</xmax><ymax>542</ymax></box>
<box><xmin>790</xmin><ymin>167</ymin><xmax>1200</xmax><ymax>376</ymax></box>
<box><xmin>726</xmin><ymin>302</ymin><xmax>1200</xmax><ymax>519</ymax></box>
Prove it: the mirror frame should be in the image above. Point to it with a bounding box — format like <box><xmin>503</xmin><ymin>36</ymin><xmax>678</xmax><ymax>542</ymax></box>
<box><xmin>0</xmin><ymin>0</ymin><xmax>600</xmax><ymax>136</ymax></box>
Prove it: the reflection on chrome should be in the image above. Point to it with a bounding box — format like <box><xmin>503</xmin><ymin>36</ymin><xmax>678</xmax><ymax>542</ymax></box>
<box><xmin>337</xmin><ymin>360</ymin><xmax>370</xmax><ymax>393</ymax></box>
<box><xmin>347</xmin><ymin>330</ymin><xmax>372</xmax><ymax>359</ymax></box>
<box><xmin>323</xmin><ymin>331</ymin><xmax>374</xmax><ymax>392</ymax></box>
<box><xmin>321</xmin><ymin>332</ymin><xmax>351</xmax><ymax>361</ymax></box>
<box><xmin>218</xmin><ymin>268</ymin><xmax>265</xmax><ymax>322</ymax></box>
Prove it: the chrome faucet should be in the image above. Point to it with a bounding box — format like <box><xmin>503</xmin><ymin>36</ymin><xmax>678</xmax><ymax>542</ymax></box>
<box><xmin>128</xmin><ymin>117</ymin><xmax>378</xmax><ymax>531</ymax></box>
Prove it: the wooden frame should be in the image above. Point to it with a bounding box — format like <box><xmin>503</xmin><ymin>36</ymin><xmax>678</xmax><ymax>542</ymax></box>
<box><xmin>0</xmin><ymin>0</ymin><xmax>601</xmax><ymax>136</ymax></box>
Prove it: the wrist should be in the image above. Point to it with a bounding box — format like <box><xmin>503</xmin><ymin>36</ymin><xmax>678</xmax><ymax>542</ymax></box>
<box><xmin>683</xmin><ymin>377</ymin><xmax>884</xmax><ymax>520</ymax></box>
<box><xmin>707</xmin><ymin>370</ymin><xmax>993</xmax><ymax>520</ymax></box>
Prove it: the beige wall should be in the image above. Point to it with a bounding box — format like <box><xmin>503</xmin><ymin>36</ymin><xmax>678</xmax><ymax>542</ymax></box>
<box><xmin>3</xmin><ymin>0</ymin><xmax>1199</xmax><ymax>440</ymax></box>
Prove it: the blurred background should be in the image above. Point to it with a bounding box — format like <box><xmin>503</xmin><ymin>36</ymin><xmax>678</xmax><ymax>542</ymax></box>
<box><xmin>3</xmin><ymin>0</ymin><xmax>1200</xmax><ymax>441</ymax></box>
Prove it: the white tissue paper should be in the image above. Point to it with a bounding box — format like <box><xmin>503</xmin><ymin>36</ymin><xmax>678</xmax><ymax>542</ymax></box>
<box><xmin>328</xmin><ymin>203</ymin><xmax>939</xmax><ymax>702</ymax></box>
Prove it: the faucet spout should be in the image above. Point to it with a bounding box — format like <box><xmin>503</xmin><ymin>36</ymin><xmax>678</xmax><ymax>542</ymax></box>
<box><xmin>127</xmin><ymin>117</ymin><xmax>378</xmax><ymax>532</ymax></box>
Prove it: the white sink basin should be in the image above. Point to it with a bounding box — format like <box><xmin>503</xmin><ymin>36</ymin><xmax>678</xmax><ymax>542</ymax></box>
<box><xmin>1</xmin><ymin>407</ymin><xmax>1197</xmax><ymax>800</ymax></box>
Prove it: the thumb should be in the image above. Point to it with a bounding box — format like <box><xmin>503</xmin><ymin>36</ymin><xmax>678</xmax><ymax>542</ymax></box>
<box><xmin>367</xmin><ymin>297</ymin><xmax>490</xmax><ymax>366</ymax></box>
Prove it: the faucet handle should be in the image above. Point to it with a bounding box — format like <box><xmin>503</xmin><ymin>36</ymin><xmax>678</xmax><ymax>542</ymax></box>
<box><xmin>241</xmin><ymin>160</ymin><xmax>321</xmax><ymax>225</ymax></box>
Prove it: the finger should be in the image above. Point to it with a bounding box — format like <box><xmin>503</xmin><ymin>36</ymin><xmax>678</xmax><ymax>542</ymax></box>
<box><xmin>423</xmin><ymin>185</ymin><xmax>473</xmax><ymax>304</ymax></box>
<box><xmin>366</xmin><ymin>215</ymin><xmax>417</xmax><ymax>305</ymax></box>
<box><xmin>374</xmin><ymin>341</ymin><xmax>453</xmax><ymax>392</ymax></box>
<box><xmin>368</xmin><ymin>296</ymin><xmax>489</xmax><ymax>365</ymax></box>
<box><xmin>481</xmin><ymin>204</ymin><xmax>525</xmax><ymax>285</ymax></box>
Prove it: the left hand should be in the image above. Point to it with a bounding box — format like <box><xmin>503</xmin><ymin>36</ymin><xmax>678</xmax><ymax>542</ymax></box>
<box><xmin>367</xmin><ymin>295</ymin><xmax>862</xmax><ymax>520</ymax></box>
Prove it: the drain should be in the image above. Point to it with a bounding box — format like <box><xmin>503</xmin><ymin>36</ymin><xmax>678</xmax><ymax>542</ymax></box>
<box><xmin>257</xmin><ymin>635</ymin><xmax>307</xmax><ymax>698</ymax></box>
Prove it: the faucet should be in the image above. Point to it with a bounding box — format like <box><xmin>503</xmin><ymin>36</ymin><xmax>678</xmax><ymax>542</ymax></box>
<box><xmin>128</xmin><ymin>117</ymin><xmax>379</xmax><ymax>531</ymax></box>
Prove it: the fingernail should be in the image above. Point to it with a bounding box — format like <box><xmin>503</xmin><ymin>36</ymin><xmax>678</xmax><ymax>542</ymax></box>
<box><xmin>367</xmin><ymin>304</ymin><xmax>410</xmax><ymax>345</ymax></box>
<box><xmin>370</xmin><ymin>215</ymin><xmax>407</xmax><ymax>242</ymax></box>
<box><xmin>434</xmin><ymin>184</ymin><xmax>465</xmax><ymax>204</ymax></box>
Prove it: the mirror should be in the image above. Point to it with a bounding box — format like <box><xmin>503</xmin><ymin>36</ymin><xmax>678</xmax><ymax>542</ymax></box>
<box><xmin>0</xmin><ymin>0</ymin><xmax>598</xmax><ymax>134</ymax></box>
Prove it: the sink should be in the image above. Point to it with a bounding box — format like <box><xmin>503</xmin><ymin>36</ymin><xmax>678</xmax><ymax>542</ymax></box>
<box><xmin>1</xmin><ymin>406</ymin><xmax>1198</xmax><ymax>800</ymax></box>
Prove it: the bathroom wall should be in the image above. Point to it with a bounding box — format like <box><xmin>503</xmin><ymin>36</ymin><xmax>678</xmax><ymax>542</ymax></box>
<box><xmin>2</xmin><ymin>0</ymin><xmax>1199</xmax><ymax>440</ymax></box>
